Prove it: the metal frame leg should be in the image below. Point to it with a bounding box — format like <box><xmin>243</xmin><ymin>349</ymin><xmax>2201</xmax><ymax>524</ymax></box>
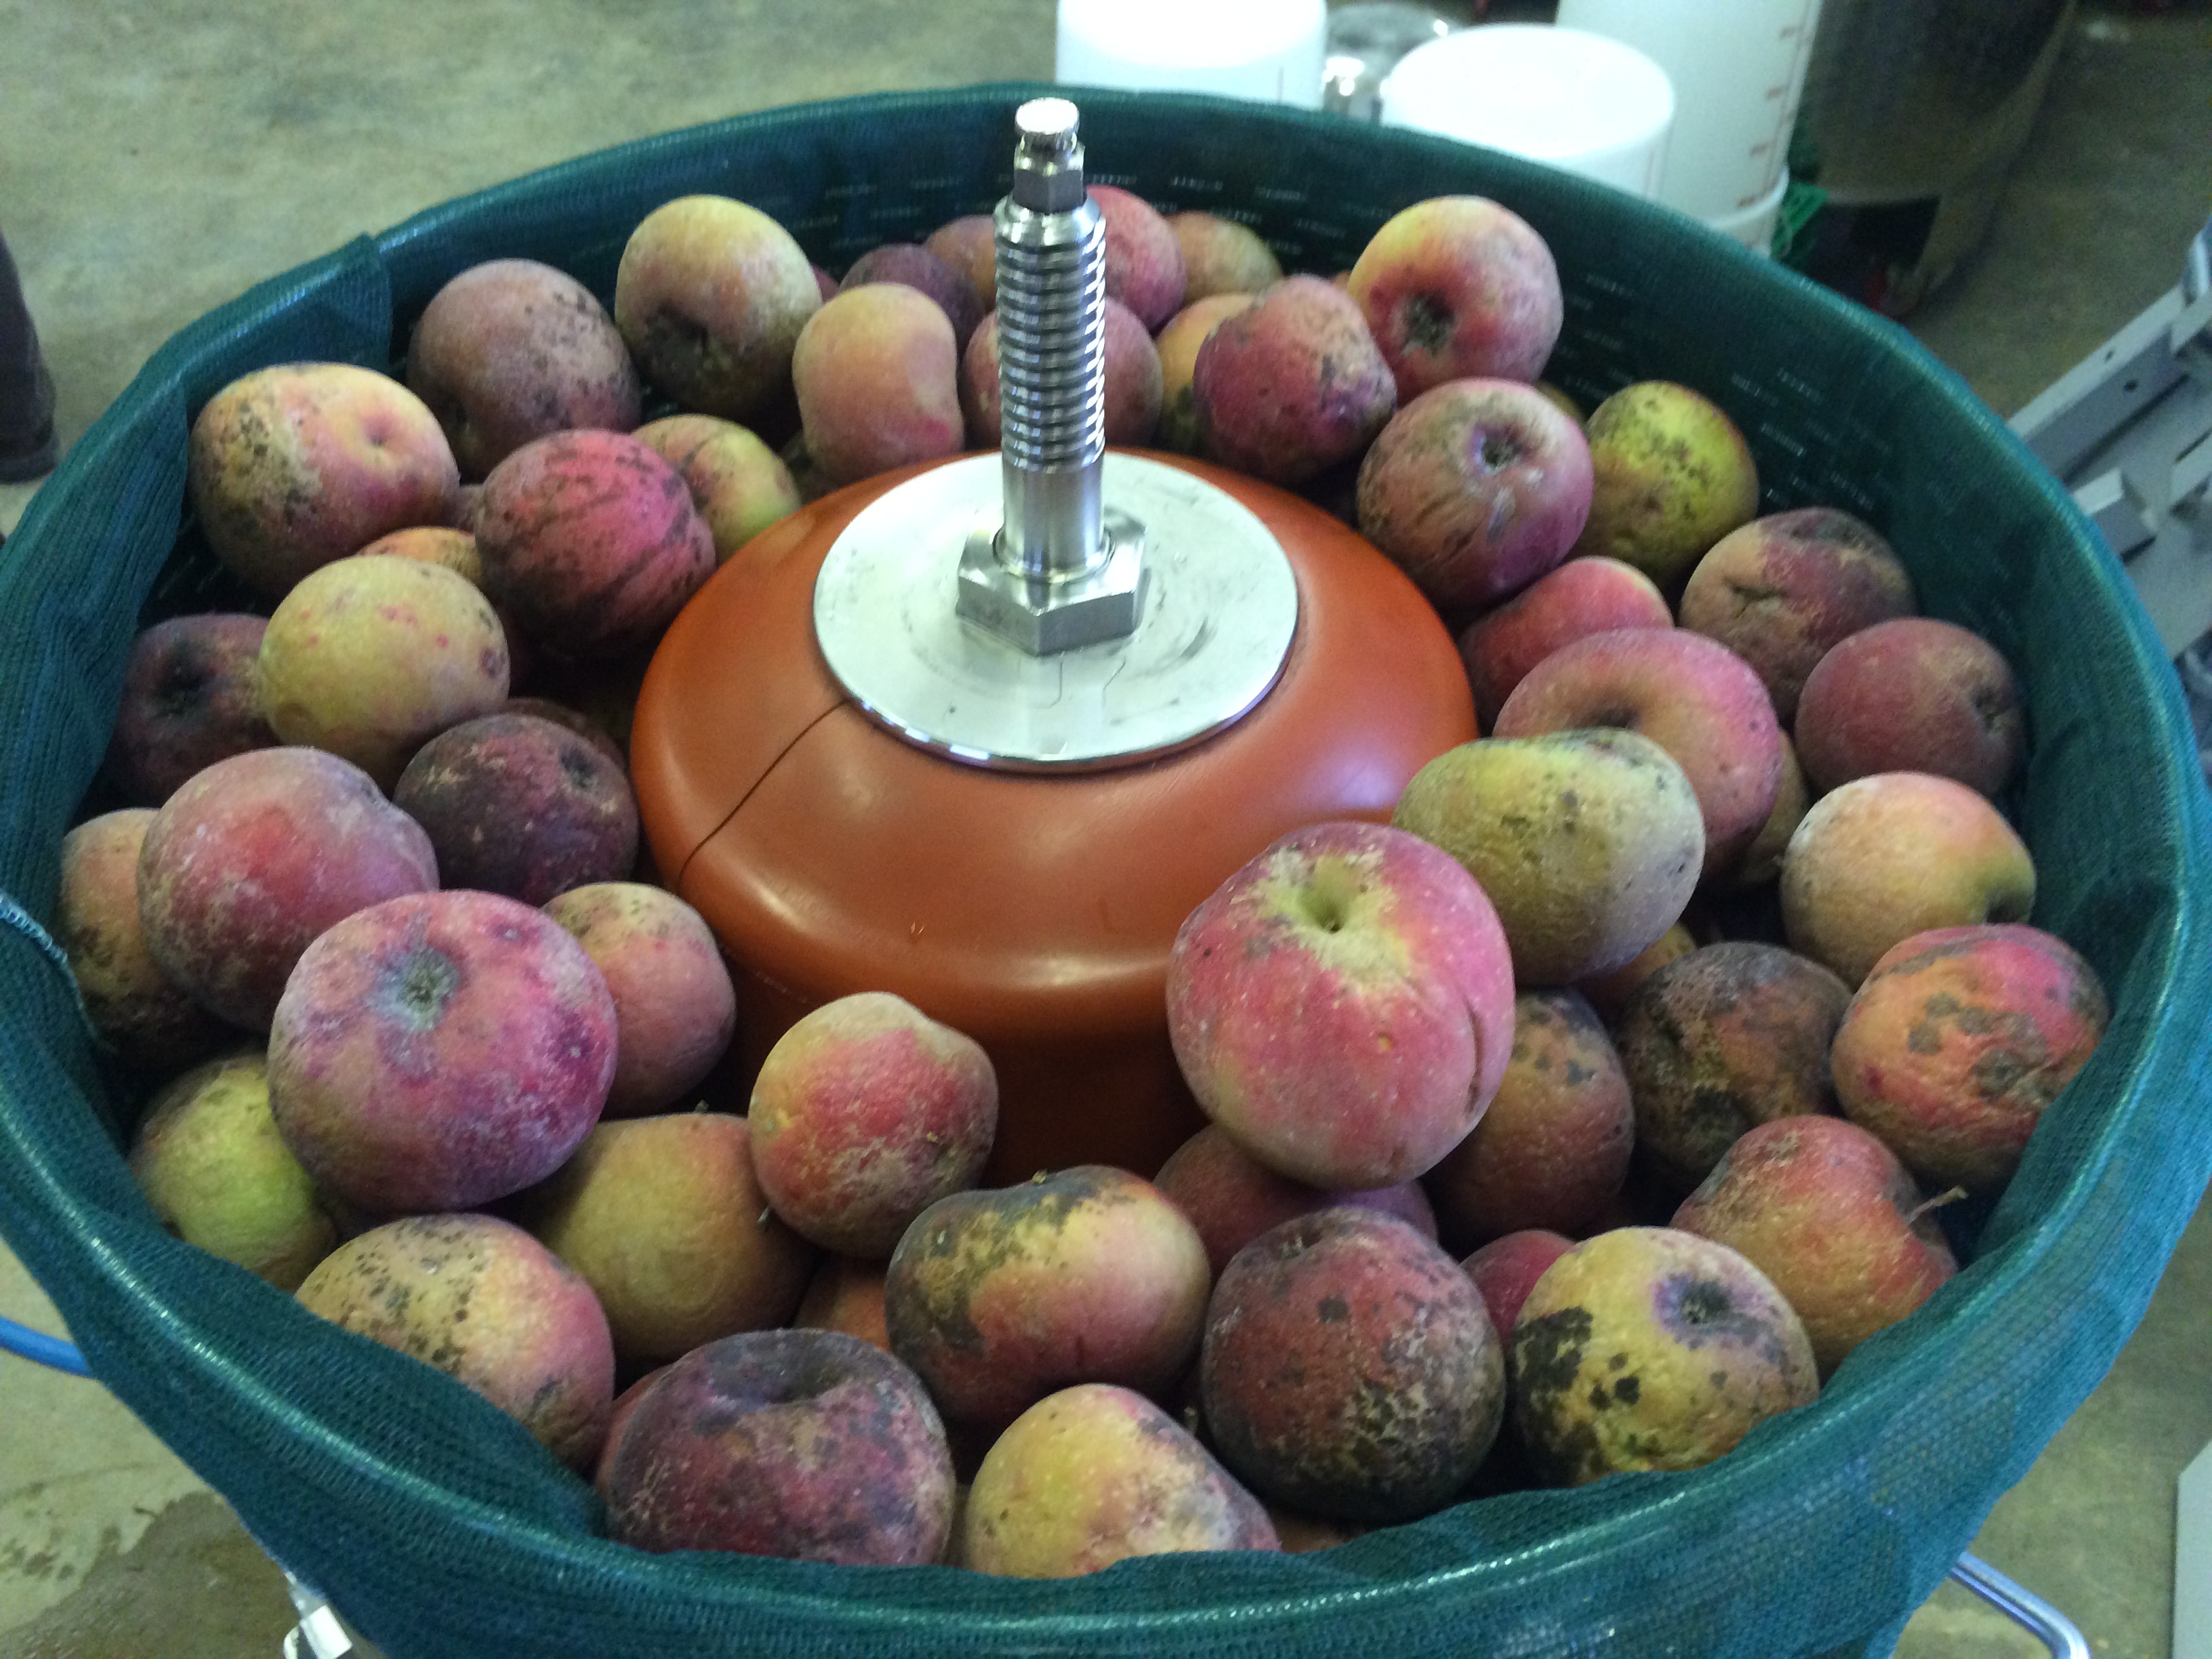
<box><xmin>1948</xmin><ymin>1553</ymin><xmax>2091</xmax><ymax>1659</ymax></box>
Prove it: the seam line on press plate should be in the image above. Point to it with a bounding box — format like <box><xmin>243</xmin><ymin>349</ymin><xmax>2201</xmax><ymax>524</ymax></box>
<box><xmin>670</xmin><ymin>698</ymin><xmax>851</xmax><ymax>893</ymax></box>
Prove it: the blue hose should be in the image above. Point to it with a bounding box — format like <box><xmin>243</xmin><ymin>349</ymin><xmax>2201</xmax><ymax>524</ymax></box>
<box><xmin>0</xmin><ymin>1313</ymin><xmax>90</xmax><ymax>1376</ymax></box>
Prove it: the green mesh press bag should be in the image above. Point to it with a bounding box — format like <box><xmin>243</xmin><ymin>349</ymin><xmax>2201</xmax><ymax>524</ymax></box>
<box><xmin>1</xmin><ymin>87</ymin><xmax>2207</xmax><ymax>1659</ymax></box>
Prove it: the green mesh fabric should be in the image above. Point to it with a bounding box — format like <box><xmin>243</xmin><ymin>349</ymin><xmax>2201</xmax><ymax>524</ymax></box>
<box><xmin>1</xmin><ymin>86</ymin><xmax>2206</xmax><ymax>1659</ymax></box>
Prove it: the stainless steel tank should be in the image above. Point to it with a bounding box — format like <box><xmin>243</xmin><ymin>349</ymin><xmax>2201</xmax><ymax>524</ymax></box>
<box><xmin>1794</xmin><ymin>0</ymin><xmax>2078</xmax><ymax>312</ymax></box>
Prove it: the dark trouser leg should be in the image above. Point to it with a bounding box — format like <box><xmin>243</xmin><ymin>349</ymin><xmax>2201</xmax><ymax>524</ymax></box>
<box><xmin>0</xmin><ymin>228</ymin><xmax>57</xmax><ymax>483</ymax></box>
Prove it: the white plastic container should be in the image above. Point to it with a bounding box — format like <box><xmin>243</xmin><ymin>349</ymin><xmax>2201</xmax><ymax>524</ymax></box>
<box><xmin>1555</xmin><ymin>0</ymin><xmax>1823</xmax><ymax>222</ymax></box>
<box><xmin>1057</xmin><ymin>0</ymin><xmax>1328</xmax><ymax>107</ymax></box>
<box><xmin>1706</xmin><ymin>167</ymin><xmax>1790</xmax><ymax>256</ymax></box>
<box><xmin>1378</xmin><ymin>25</ymin><xmax>1675</xmax><ymax>201</ymax></box>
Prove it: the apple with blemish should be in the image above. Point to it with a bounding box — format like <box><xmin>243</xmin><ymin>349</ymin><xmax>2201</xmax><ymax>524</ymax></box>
<box><xmin>475</xmin><ymin>429</ymin><xmax>715</xmax><ymax>661</ymax></box>
<box><xmin>1201</xmin><ymin>1208</ymin><xmax>1504</xmax><ymax>1522</ymax></box>
<box><xmin>405</xmin><ymin>258</ymin><xmax>642</xmax><ymax>480</ymax></box>
<box><xmin>883</xmin><ymin>1164</ymin><xmax>1209</xmax><ymax>1433</ymax></box>
<box><xmin>748</xmin><ymin>991</ymin><xmax>999</xmax><ymax>1258</ymax></box>
<box><xmin>102</xmin><ymin>615</ymin><xmax>276</xmax><ymax>806</ymax></box>
<box><xmin>394</xmin><ymin>711</ymin><xmax>638</xmax><ymax>905</ymax></box>
<box><xmin>605</xmin><ymin>1328</ymin><xmax>954</xmax><ymax>1563</ymax></box>
<box><xmin>1613</xmin><ymin>941</ymin><xmax>1852</xmax><ymax>1195</ymax></box>
<box><xmin>1493</xmin><ymin>626</ymin><xmax>1786</xmax><ymax>881</ymax></box>
<box><xmin>295</xmin><ymin>1212</ymin><xmax>615</xmax><ymax>1471</ymax></box>
<box><xmin>1356</xmin><ymin>377</ymin><xmax>1595</xmax><ymax>612</ymax></box>
<box><xmin>1831</xmin><ymin>923</ymin><xmax>2108</xmax><ymax>1194</ymax></box>
<box><xmin>1393</xmin><ymin>730</ymin><xmax>1702</xmax><ymax>987</ymax></box>
<box><xmin>1347</xmin><ymin>195</ymin><xmax>1563</xmax><ymax>398</ymax></box>
<box><xmin>187</xmin><ymin>362</ymin><xmax>460</xmax><ymax>598</ymax></box>
<box><xmin>1510</xmin><ymin>1226</ymin><xmax>1817</xmax><ymax>1486</ymax></box>
<box><xmin>266</xmin><ymin>888</ymin><xmax>615</xmax><ymax>1214</ymax></box>
<box><xmin>1423</xmin><ymin>989</ymin><xmax>1633</xmax><ymax>1247</ymax></box>
<box><xmin>612</xmin><ymin>194</ymin><xmax>821</xmax><ymax>420</ymax></box>
<box><xmin>1678</xmin><ymin>507</ymin><xmax>1916</xmax><ymax>723</ymax></box>
<box><xmin>1673</xmin><ymin>1115</ymin><xmax>1959</xmax><ymax>1376</ymax></box>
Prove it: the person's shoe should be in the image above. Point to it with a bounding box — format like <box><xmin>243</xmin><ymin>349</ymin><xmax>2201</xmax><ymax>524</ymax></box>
<box><xmin>0</xmin><ymin>362</ymin><xmax>57</xmax><ymax>483</ymax></box>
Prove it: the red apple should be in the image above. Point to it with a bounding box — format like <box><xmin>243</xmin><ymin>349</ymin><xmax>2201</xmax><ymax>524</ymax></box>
<box><xmin>1347</xmin><ymin>196</ymin><xmax>1563</xmax><ymax>400</ymax></box>
<box><xmin>1356</xmin><ymin>378</ymin><xmax>1595</xmax><ymax>612</ymax></box>
<box><xmin>1166</xmin><ymin>820</ymin><xmax>1516</xmax><ymax>1191</ymax></box>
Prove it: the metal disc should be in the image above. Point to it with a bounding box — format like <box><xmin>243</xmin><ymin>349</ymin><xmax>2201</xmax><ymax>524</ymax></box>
<box><xmin>812</xmin><ymin>453</ymin><xmax>1299</xmax><ymax>771</ymax></box>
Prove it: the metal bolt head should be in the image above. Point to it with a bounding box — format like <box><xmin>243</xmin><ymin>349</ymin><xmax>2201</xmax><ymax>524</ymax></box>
<box><xmin>1010</xmin><ymin>98</ymin><xmax>1089</xmax><ymax>213</ymax></box>
<box><xmin>956</xmin><ymin>510</ymin><xmax>1147</xmax><ymax>654</ymax></box>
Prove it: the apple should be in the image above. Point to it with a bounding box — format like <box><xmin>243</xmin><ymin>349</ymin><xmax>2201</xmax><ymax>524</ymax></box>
<box><xmin>1780</xmin><ymin>772</ymin><xmax>2037</xmax><ymax>987</ymax></box>
<box><xmin>1090</xmin><ymin>184</ymin><xmax>1187</xmax><ymax>331</ymax></box>
<box><xmin>129</xmin><ymin>1048</ymin><xmax>337</xmax><ymax>1290</ymax></box>
<box><xmin>1455</xmin><ymin>556</ymin><xmax>1672</xmax><ymax>729</ymax></box>
<box><xmin>1166</xmin><ymin>820</ymin><xmax>1515</xmax><ymax>1190</ymax></box>
<box><xmin>539</xmin><ymin>881</ymin><xmax>735</xmax><ymax>1117</ymax></box>
<box><xmin>187</xmin><ymin>362</ymin><xmax>460</xmax><ymax>597</ymax></box>
<box><xmin>1794</xmin><ymin>617</ymin><xmax>2028</xmax><ymax>799</ymax></box>
<box><xmin>266</xmin><ymin>888</ymin><xmax>616</xmax><ymax>1214</ymax></box>
<box><xmin>56</xmin><ymin>808</ymin><xmax>230</xmax><ymax>1071</ymax></box>
<box><xmin>612</xmin><ymin>194</ymin><xmax>821</xmax><ymax>420</ymax></box>
<box><xmin>1153</xmin><ymin>1122</ymin><xmax>1437</xmax><ymax>1279</ymax></box>
<box><xmin>630</xmin><ymin>414</ymin><xmax>801</xmax><ymax>567</ymax></box>
<box><xmin>792</xmin><ymin>283</ymin><xmax>964</xmax><ymax>485</ymax></box>
<box><xmin>1460</xmin><ymin>1229</ymin><xmax>1574</xmax><ymax>1338</ymax></box>
<box><xmin>960</xmin><ymin>298</ymin><xmax>1162</xmax><ymax>450</ymax></box>
<box><xmin>960</xmin><ymin>1383</ymin><xmax>1278</xmax><ymax>1576</ymax></box>
<box><xmin>393</xmin><ymin>711</ymin><xmax>638</xmax><ymax>905</ymax></box>
<box><xmin>1831</xmin><ymin>923</ymin><xmax>2109</xmax><ymax>1193</ymax></box>
<box><xmin>1168</xmin><ymin>211</ymin><xmax>1282</xmax><ymax>303</ymax></box>
<box><xmin>1192</xmin><ymin>275</ymin><xmax>1396</xmax><ymax>487</ymax></box>
<box><xmin>102</xmin><ymin>614</ymin><xmax>276</xmax><ymax>806</ymax></box>
<box><xmin>841</xmin><ymin>241</ymin><xmax>982</xmax><ymax>350</ymax></box>
<box><xmin>513</xmin><ymin>1111</ymin><xmax>815</xmax><ymax>1369</ymax></box>
<box><xmin>1201</xmin><ymin>1208</ymin><xmax>1504</xmax><ymax>1522</ymax></box>
<box><xmin>257</xmin><ymin>552</ymin><xmax>510</xmax><ymax>790</ymax></box>
<box><xmin>403</xmin><ymin>258</ymin><xmax>642</xmax><ymax>480</ymax></box>
<box><xmin>1355</xmin><ymin>377</ymin><xmax>1595</xmax><ymax>612</ymax></box>
<box><xmin>748</xmin><ymin>991</ymin><xmax>999</xmax><ymax>1258</ymax></box>
<box><xmin>136</xmin><ymin>747</ymin><xmax>439</xmax><ymax>1031</ymax></box>
<box><xmin>1672</xmin><ymin>1115</ymin><xmax>1959</xmax><ymax>1376</ymax></box>
<box><xmin>1347</xmin><ymin>196</ymin><xmax>1563</xmax><ymax>398</ymax></box>
<box><xmin>1154</xmin><ymin>293</ymin><xmax>1256</xmax><ymax>455</ymax></box>
<box><xmin>474</xmin><ymin>429</ymin><xmax>716</xmax><ymax>661</ymax></box>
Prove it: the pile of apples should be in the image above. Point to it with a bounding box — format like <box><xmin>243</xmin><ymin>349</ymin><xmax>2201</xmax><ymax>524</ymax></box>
<box><xmin>49</xmin><ymin>159</ymin><xmax>2112</xmax><ymax>1578</ymax></box>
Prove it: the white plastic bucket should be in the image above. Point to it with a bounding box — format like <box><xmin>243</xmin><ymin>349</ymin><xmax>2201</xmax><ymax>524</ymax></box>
<box><xmin>1704</xmin><ymin>166</ymin><xmax>1791</xmax><ymax>255</ymax></box>
<box><xmin>1057</xmin><ymin>0</ymin><xmax>1329</xmax><ymax>107</ymax></box>
<box><xmin>1378</xmin><ymin>25</ymin><xmax>1675</xmax><ymax>201</ymax></box>
<box><xmin>1555</xmin><ymin>0</ymin><xmax>1823</xmax><ymax>222</ymax></box>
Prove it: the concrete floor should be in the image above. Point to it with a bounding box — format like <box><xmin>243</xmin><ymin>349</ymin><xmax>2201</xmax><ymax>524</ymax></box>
<box><xmin>1</xmin><ymin>3</ymin><xmax>2207</xmax><ymax>1656</ymax></box>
